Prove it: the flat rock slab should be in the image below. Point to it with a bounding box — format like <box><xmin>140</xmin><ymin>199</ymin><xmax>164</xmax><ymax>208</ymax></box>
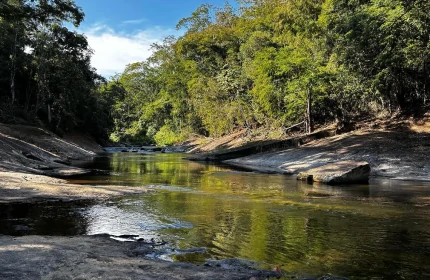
<box><xmin>45</xmin><ymin>167</ymin><xmax>93</xmax><ymax>177</ymax></box>
<box><xmin>0</xmin><ymin>235</ymin><xmax>278</xmax><ymax>280</ymax></box>
<box><xmin>297</xmin><ymin>161</ymin><xmax>370</xmax><ymax>184</ymax></box>
<box><xmin>0</xmin><ymin>171</ymin><xmax>149</xmax><ymax>203</ymax></box>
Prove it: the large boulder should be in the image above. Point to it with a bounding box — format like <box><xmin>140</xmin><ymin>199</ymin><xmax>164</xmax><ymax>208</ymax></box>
<box><xmin>297</xmin><ymin>161</ymin><xmax>370</xmax><ymax>184</ymax></box>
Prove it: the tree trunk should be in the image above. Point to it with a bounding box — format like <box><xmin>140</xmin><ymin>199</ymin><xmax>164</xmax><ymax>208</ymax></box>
<box><xmin>25</xmin><ymin>69</ymin><xmax>33</xmax><ymax>111</ymax></box>
<box><xmin>306</xmin><ymin>87</ymin><xmax>313</xmax><ymax>134</ymax></box>
<box><xmin>10</xmin><ymin>31</ymin><xmax>18</xmax><ymax>104</ymax></box>
<box><xmin>10</xmin><ymin>76</ymin><xmax>15</xmax><ymax>104</ymax></box>
<box><xmin>48</xmin><ymin>104</ymin><xmax>52</xmax><ymax>124</ymax></box>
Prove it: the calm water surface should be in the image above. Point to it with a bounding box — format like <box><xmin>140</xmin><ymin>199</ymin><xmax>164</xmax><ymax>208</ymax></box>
<box><xmin>2</xmin><ymin>153</ymin><xmax>430</xmax><ymax>279</ymax></box>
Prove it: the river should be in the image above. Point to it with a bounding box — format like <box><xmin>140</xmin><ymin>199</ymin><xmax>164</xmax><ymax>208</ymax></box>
<box><xmin>1</xmin><ymin>152</ymin><xmax>430</xmax><ymax>279</ymax></box>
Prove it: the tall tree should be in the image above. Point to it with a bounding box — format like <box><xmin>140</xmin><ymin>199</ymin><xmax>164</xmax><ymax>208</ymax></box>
<box><xmin>0</xmin><ymin>0</ymin><xmax>111</xmax><ymax>139</ymax></box>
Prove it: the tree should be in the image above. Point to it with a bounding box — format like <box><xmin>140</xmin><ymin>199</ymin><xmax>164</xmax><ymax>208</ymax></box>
<box><xmin>104</xmin><ymin>0</ymin><xmax>430</xmax><ymax>145</ymax></box>
<box><xmin>327</xmin><ymin>0</ymin><xmax>430</xmax><ymax>112</ymax></box>
<box><xmin>0</xmin><ymin>0</ymin><xmax>111</xmax><ymax>139</ymax></box>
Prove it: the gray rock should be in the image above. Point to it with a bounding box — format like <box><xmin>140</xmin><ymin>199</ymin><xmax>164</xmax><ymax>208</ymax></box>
<box><xmin>297</xmin><ymin>161</ymin><xmax>370</xmax><ymax>184</ymax></box>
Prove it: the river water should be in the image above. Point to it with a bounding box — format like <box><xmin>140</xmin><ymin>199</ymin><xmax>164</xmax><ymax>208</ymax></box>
<box><xmin>1</xmin><ymin>153</ymin><xmax>430</xmax><ymax>279</ymax></box>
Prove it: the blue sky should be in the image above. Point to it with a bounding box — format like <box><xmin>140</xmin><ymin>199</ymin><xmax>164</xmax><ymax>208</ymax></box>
<box><xmin>73</xmin><ymin>0</ymin><xmax>236</xmax><ymax>77</ymax></box>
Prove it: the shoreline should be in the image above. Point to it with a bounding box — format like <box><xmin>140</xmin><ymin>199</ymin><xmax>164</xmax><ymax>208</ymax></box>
<box><xmin>0</xmin><ymin>235</ymin><xmax>279</xmax><ymax>280</ymax></box>
<box><xmin>193</xmin><ymin>129</ymin><xmax>430</xmax><ymax>182</ymax></box>
<box><xmin>0</xmin><ymin>171</ymin><xmax>149</xmax><ymax>204</ymax></box>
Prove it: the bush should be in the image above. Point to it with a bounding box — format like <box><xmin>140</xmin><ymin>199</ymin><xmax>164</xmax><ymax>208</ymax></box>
<box><xmin>154</xmin><ymin>124</ymin><xmax>186</xmax><ymax>146</ymax></box>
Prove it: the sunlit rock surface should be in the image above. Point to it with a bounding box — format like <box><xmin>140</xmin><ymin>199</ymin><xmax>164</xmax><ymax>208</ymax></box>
<box><xmin>298</xmin><ymin>161</ymin><xmax>370</xmax><ymax>184</ymax></box>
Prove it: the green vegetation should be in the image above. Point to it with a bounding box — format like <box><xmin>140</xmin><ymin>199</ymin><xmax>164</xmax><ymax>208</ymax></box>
<box><xmin>105</xmin><ymin>0</ymin><xmax>430</xmax><ymax>145</ymax></box>
<box><xmin>1</xmin><ymin>0</ymin><xmax>429</xmax><ymax>144</ymax></box>
<box><xmin>0</xmin><ymin>0</ymin><xmax>111</xmax><ymax>139</ymax></box>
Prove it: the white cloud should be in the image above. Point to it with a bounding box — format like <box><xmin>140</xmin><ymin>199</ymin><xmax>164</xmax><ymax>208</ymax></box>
<box><xmin>122</xmin><ymin>18</ymin><xmax>147</xmax><ymax>25</ymax></box>
<box><xmin>81</xmin><ymin>24</ymin><xmax>175</xmax><ymax>78</ymax></box>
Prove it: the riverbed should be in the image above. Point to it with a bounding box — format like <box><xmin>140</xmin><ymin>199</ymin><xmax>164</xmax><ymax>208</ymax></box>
<box><xmin>1</xmin><ymin>152</ymin><xmax>430</xmax><ymax>279</ymax></box>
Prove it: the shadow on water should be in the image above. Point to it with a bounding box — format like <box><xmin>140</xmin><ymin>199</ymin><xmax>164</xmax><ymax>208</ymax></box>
<box><xmin>1</xmin><ymin>152</ymin><xmax>430</xmax><ymax>279</ymax></box>
<box><xmin>0</xmin><ymin>200</ymin><xmax>94</xmax><ymax>236</ymax></box>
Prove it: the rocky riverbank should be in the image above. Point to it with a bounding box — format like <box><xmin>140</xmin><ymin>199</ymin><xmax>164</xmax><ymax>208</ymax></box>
<box><xmin>224</xmin><ymin>129</ymin><xmax>430</xmax><ymax>181</ymax></box>
<box><xmin>0</xmin><ymin>123</ymin><xmax>102</xmax><ymax>177</ymax></box>
<box><xmin>0</xmin><ymin>235</ymin><xmax>281</xmax><ymax>280</ymax></box>
<box><xmin>187</xmin><ymin>115</ymin><xmax>430</xmax><ymax>182</ymax></box>
<box><xmin>0</xmin><ymin>171</ymin><xmax>149</xmax><ymax>203</ymax></box>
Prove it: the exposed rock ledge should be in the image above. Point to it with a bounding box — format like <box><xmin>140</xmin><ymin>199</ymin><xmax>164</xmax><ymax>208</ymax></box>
<box><xmin>224</xmin><ymin>130</ymin><xmax>430</xmax><ymax>182</ymax></box>
<box><xmin>297</xmin><ymin>161</ymin><xmax>371</xmax><ymax>184</ymax></box>
<box><xmin>0</xmin><ymin>123</ymin><xmax>103</xmax><ymax>178</ymax></box>
<box><xmin>0</xmin><ymin>171</ymin><xmax>148</xmax><ymax>203</ymax></box>
<box><xmin>0</xmin><ymin>235</ymin><xmax>278</xmax><ymax>280</ymax></box>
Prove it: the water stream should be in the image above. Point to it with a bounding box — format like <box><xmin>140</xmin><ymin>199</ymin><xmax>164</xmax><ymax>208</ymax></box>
<box><xmin>1</xmin><ymin>153</ymin><xmax>429</xmax><ymax>279</ymax></box>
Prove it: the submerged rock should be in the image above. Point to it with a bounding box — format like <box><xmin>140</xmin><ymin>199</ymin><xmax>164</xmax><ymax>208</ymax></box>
<box><xmin>297</xmin><ymin>161</ymin><xmax>370</xmax><ymax>184</ymax></box>
<box><xmin>205</xmin><ymin>258</ymin><xmax>259</xmax><ymax>270</ymax></box>
<box><xmin>13</xmin><ymin>225</ymin><xmax>33</xmax><ymax>231</ymax></box>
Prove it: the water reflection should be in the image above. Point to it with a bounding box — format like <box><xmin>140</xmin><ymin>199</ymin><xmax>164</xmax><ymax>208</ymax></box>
<box><xmin>69</xmin><ymin>153</ymin><xmax>430</xmax><ymax>279</ymax></box>
<box><xmin>0</xmin><ymin>200</ymin><xmax>92</xmax><ymax>236</ymax></box>
<box><xmin>0</xmin><ymin>153</ymin><xmax>426</xmax><ymax>278</ymax></box>
<box><xmin>73</xmin><ymin>153</ymin><xmax>430</xmax><ymax>204</ymax></box>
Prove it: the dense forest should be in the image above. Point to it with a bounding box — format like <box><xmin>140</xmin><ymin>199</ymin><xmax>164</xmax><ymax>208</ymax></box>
<box><xmin>0</xmin><ymin>0</ymin><xmax>110</xmax><ymax>138</ymax></box>
<box><xmin>1</xmin><ymin>0</ymin><xmax>429</xmax><ymax>145</ymax></box>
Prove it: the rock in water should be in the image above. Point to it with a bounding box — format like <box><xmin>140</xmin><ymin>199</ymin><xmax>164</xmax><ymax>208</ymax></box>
<box><xmin>297</xmin><ymin>161</ymin><xmax>370</xmax><ymax>184</ymax></box>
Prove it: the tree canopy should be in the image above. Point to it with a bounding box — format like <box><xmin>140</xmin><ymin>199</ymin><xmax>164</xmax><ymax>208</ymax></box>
<box><xmin>105</xmin><ymin>0</ymin><xmax>429</xmax><ymax>145</ymax></box>
<box><xmin>2</xmin><ymin>0</ymin><xmax>428</xmax><ymax>144</ymax></box>
<box><xmin>0</xmin><ymin>0</ymin><xmax>110</xmax><ymax>138</ymax></box>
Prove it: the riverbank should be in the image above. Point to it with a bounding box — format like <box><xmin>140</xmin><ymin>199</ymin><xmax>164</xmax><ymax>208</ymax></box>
<box><xmin>0</xmin><ymin>171</ymin><xmax>149</xmax><ymax>203</ymax></box>
<box><xmin>226</xmin><ymin>129</ymin><xmax>430</xmax><ymax>181</ymax></box>
<box><xmin>0</xmin><ymin>235</ymin><xmax>279</xmax><ymax>280</ymax></box>
<box><xmin>0</xmin><ymin>123</ymin><xmax>154</xmax><ymax>203</ymax></box>
<box><xmin>188</xmin><ymin>114</ymin><xmax>430</xmax><ymax>182</ymax></box>
<box><xmin>0</xmin><ymin>123</ymin><xmax>102</xmax><ymax>177</ymax></box>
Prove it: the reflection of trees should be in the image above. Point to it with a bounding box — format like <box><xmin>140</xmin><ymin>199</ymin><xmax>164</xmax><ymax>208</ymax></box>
<box><xmin>103</xmin><ymin>154</ymin><xmax>429</xmax><ymax>278</ymax></box>
<box><xmin>107</xmin><ymin>153</ymin><xmax>216</xmax><ymax>187</ymax></box>
<box><xmin>127</xmin><ymin>188</ymin><xmax>429</xmax><ymax>277</ymax></box>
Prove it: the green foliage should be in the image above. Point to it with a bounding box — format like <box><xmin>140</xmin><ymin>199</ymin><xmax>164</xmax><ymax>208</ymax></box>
<box><xmin>2</xmin><ymin>0</ymin><xmax>429</xmax><ymax>145</ymax></box>
<box><xmin>0</xmin><ymin>0</ymin><xmax>112</xmax><ymax>140</ymax></box>
<box><xmin>154</xmin><ymin>122</ymin><xmax>186</xmax><ymax>146</ymax></box>
<box><xmin>327</xmin><ymin>0</ymin><xmax>430</xmax><ymax>111</ymax></box>
<box><xmin>104</xmin><ymin>0</ymin><xmax>430</xmax><ymax>144</ymax></box>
